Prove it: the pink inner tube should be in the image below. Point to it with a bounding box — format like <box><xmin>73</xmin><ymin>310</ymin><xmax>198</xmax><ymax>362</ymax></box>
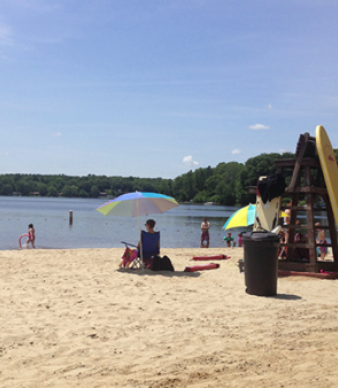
<box><xmin>19</xmin><ymin>233</ymin><xmax>29</xmax><ymax>249</ymax></box>
<box><xmin>184</xmin><ymin>263</ymin><xmax>220</xmax><ymax>272</ymax></box>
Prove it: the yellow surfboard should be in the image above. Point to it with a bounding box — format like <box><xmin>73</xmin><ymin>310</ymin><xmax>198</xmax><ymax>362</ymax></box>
<box><xmin>316</xmin><ymin>125</ymin><xmax>338</xmax><ymax>226</ymax></box>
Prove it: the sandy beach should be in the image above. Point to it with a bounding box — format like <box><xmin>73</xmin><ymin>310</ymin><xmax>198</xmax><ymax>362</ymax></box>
<box><xmin>1</xmin><ymin>247</ymin><xmax>338</xmax><ymax>387</ymax></box>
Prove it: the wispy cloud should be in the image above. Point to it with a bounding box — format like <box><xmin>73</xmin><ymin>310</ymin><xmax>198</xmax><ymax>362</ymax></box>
<box><xmin>248</xmin><ymin>124</ymin><xmax>270</xmax><ymax>130</ymax></box>
<box><xmin>0</xmin><ymin>1</ymin><xmax>64</xmax><ymax>54</ymax></box>
<box><xmin>183</xmin><ymin>155</ymin><xmax>199</xmax><ymax>167</ymax></box>
<box><xmin>0</xmin><ymin>22</ymin><xmax>14</xmax><ymax>46</ymax></box>
<box><xmin>8</xmin><ymin>0</ymin><xmax>61</xmax><ymax>13</ymax></box>
<box><xmin>164</xmin><ymin>111</ymin><xmax>229</xmax><ymax>120</ymax></box>
<box><xmin>267</xmin><ymin>104</ymin><xmax>272</xmax><ymax>109</ymax></box>
<box><xmin>50</xmin><ymin>132</ymin><xmax>62</xmax><ymax>138</ymax></box>
<box><xmin>0</xmin><ymin>151</ymin><xmax>10</xmax><ymax>156</ymax></box>
<box><xmin>231</xmin><ymin>148</ymin><xmax>241</xmax><ymax>155</ymax></box>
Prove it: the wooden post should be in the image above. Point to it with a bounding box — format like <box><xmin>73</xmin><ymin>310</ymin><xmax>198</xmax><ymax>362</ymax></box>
<box><xmin>304</xmin><ymin>165</ymin><xmax>317</xmax><ymax>266</ymax></box>
<box><xmin>286</xmin><ymin>193</ymin><xmax>299</xmax><ymax>261</ymax></box>
<box><xmin>322</xmin><ymin>194</ymin><xmax>338</xmax><ymax>263</ymax></box>
<box><xmin>69</xmin><ymin>210</ymin><xmax>73</xmax><ymax>225</ymax></box>
<box><xmin>288</xmin><ymin>133</ymin><xmax>309</xmax><ymax>191</ymax></box>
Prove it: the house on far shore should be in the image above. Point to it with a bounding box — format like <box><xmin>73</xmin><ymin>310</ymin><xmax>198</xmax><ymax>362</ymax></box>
<box><xmin>99</xmin><ymin>192</ymin><xmax>107</xmax><ymax>199</ymax></box>
<box><xmin>30</xmin><ymin>192</ymin><xmax>40</xmax><ymax>196</ymax></box>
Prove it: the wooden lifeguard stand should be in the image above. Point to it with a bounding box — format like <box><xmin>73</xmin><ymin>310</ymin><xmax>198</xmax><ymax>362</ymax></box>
<box><xmin>275</xmin><ymin>133</ymin><xmax>338</xmax><ymax>273</ymax></box>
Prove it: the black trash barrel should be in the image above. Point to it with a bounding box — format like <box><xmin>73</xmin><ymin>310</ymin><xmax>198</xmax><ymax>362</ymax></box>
<box><xmin>242</xmin><ymin>231</ymin><xmax>280</xmax><ymax>296</ymax></box>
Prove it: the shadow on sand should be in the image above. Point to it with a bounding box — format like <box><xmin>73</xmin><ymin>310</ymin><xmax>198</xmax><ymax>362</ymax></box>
<box><xmin>116</xmin><ymin>268</ymin><xmax>201</xmax><ymax>278</ymax></box>
<box><xmin>271</xmin><ymin>293</ymin><xmax>302</xmax><ymax>301</ymax></box>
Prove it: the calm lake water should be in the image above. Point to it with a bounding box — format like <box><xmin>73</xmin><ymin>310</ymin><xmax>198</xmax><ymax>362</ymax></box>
<box><xmin>0</xmin><ymin>196</ymin><xmax>245</xmax><ymax>250</ymax></box>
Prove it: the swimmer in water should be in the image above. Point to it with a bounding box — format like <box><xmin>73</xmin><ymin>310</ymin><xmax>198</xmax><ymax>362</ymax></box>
<box><xmin>27</xmin><ymin>223</ymin><xmax>36</xmax><ymax>249</ymax></box>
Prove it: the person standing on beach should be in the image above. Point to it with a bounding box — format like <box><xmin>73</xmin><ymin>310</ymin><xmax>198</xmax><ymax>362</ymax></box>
<box><xmin>27</xmin><ymin>224</ymin><xmax>36</xmax><ymax>248</ymax></box>
<box><xmin>315</xmin><ymin>222</ymin><xmax>327</xmax><ymax>261</ymax></box>
<box><xmin>200</xmin><ymin>218</ymin><xmax>210</xmax><ymax>248</ymax></box>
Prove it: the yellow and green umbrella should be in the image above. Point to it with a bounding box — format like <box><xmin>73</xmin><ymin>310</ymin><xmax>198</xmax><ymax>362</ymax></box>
<box><xmin>223</xmin><ymin>204</ymin><xmax>287</xmax><ymax>230</ymax></box>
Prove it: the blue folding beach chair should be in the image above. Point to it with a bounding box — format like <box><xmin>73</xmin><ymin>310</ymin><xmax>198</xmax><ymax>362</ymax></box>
<box><xmin>121</xmin><ymin>230</ymin><xmax>160</xmax><ymax>269</ymax></box>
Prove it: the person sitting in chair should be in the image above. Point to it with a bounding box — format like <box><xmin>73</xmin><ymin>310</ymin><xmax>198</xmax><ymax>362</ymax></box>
<box><xmin>119</xmin><ymin>219</ymin><xmax>160</xmax><ymax>268</ymax></box>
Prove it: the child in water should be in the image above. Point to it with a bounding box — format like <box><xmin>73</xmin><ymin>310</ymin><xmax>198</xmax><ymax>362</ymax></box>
<box><xmin>27</xmin><ymin>224</ymin><xmax>36</xmax><ymax>248</ymax></box>
<box><xmin>238</xmin><ymin>232</ymin><xmax>243</xmax><ymax>248</ymax></box>
<box><xmin>223</xmin><ymin>232</ymin><xmax>234</xmax><ymax>247</ymax></box>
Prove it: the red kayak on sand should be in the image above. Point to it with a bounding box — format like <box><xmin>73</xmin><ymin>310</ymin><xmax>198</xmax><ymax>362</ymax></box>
<box><xmin>184</xmin><ymin>263</ymin><xmax>220</xmax><ymax>272</ymax></box>
<box><xmin>192</xmin><ymin>255</ymin><xmax>230</xmax><ymax>261</ymax></box>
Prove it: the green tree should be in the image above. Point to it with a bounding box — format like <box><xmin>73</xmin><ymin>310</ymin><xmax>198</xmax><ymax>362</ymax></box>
<box><xmin>216</xmin><ymin>162</ymin><xmax>244</xmax><ymax>205</ymax></box>
<box><xmin>61</xmin><ymin>185</ymin><xmax>73</xmax><ymax>197</ymax></box>
<box><xmin>52</xmin><ymin>177</ymin><xmax>66</xmax><ymax>191</ymax></box>
<box><xmin>193</xmin><ymin>190</ymin><xmax>208</xmax><ymax>203</ymax></box>
<box><xmin>78</xmin><ymin>189</ymin><xmax>89</xmax><ymax>197</ymax></box>
<box><xmin>47</xmin><ymin>185</ymin><xmax>58</xmax><ymax>197</ymax></box>
<box><xmin>159</xmin><ymin>179</ymin><xmax>171</xmax><ymax>196</ymax></box>
<box><xmin>16</xmin><ymin>180</ymin><xmax>31</xmax><ymax>196</ymax></box>
<box><xmin>172</xmin><ymin>176</ymin><xmax>185</xmax><ymax>201</ymax></box>
<box><xmin>193</xmin><ymin>168</ymin><xmax>206</xmax><ymax>192</ymax></box>
<box><xmin>78</xmin><ymin>180</ymin><xmax>91</xmax><ymax>195</ymax></box>
<box><xmin>167</xmin><ymin>179</ymin><xmax>173</xmax><ymax>197</ymax></box>
<box><xmin>2</xmin><ymin>184</ymin><xmax>13</xmax><ymax>195</ymax></box>
<box><xmin>0</xmin><ymin>150</ymin><xmax>295</xmax><ymax>201</ymax></box>
<box><xmin>61</xmin><ymin>185</ymin><xmax>78</xmax><ymax>197</ymax></box>
<box><xmin>183</xmin><ymin>171</ymin><xmax>195</xmax><ymax>200</ymax></box>
<box><xmin>70</xmin><ymin>185</ymin><xmax>78</xmax><ymax>197</ymax></box>
<box><xmin>37</xmin><ymin>182</ymin><xmax>48</xmax><ymax>196</ymax></box>
<box><xmin>91</xmin><ymin>185</ymin><xmax>100</xmax><ymax>197</ymax></box>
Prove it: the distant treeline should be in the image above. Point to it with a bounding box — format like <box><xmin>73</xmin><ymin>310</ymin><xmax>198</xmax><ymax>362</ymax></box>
<box><xmin>1</xmin><ymin>150</ymin><xmax>338</xmax><ymax>206</ymax></box>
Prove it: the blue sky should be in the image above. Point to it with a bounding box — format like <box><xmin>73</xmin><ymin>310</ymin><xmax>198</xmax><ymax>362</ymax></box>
<box><xmin>1</xmin><ymin>0</ymin><xmax>338</xmax><ymax>178</ymax></box>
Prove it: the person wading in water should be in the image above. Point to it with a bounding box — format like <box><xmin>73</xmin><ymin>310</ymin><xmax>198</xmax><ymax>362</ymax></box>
<box><xmin>200</xmin><ymin>218</ymin><xmax>210</xmax><ymax>248</ymax></box>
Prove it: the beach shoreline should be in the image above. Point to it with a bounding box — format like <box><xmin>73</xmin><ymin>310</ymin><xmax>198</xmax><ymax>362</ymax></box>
<box><xmin>1</xmin><ymin>244</ymin><xmax>233</xmax><ymax>252</ymax></box>
<box><xmin>1</xmin><ymin>247</ymin><xmax>338</xmax><ymax>387</ymax></box>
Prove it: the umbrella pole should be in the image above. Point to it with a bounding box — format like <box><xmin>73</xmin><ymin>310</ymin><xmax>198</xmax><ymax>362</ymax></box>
<box><xmin>137</xmin><ymin>199</ymin><xmax>144</xmax><ymax>268</ymax></box>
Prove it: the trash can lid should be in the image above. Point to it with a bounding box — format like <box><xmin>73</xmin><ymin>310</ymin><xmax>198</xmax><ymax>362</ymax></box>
<box><xmin>242</xmin><ymin>231</ymin><xmax>280</xmax><ymax>242</ymax></box>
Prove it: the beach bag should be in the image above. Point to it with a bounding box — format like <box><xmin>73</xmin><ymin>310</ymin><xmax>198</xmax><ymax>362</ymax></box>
<box><xmin>122</xmin><ymin>247</ymin><xmax>132</xmax><ymax>261</ymax></box>
<box><xmin>152</xmin><ymin>255</ymin><xmax>175</xmax><ymax>272</ymax></box>
<box><xmin>121</xmin><ymin>247</ymin><xmax>138</xmax><ymax>267</ymax></box>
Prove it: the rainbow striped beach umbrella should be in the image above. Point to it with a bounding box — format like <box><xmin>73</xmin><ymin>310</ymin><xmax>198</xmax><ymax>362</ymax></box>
<box><xmin>96</xmin><ymin>192</ymin><xmax>179</xmax><ymax>218</ymax></box>
<box><xmin>96</xmin><ymin>192</ymin><xmax>179</xmax><ymax>265</ymax></box>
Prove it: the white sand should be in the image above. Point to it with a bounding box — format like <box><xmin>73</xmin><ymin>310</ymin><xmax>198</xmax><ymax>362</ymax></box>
<box><xmin>1</xmin><ymin>247</ymin><xmax>338</xmax><ymax>387</ymax></box>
